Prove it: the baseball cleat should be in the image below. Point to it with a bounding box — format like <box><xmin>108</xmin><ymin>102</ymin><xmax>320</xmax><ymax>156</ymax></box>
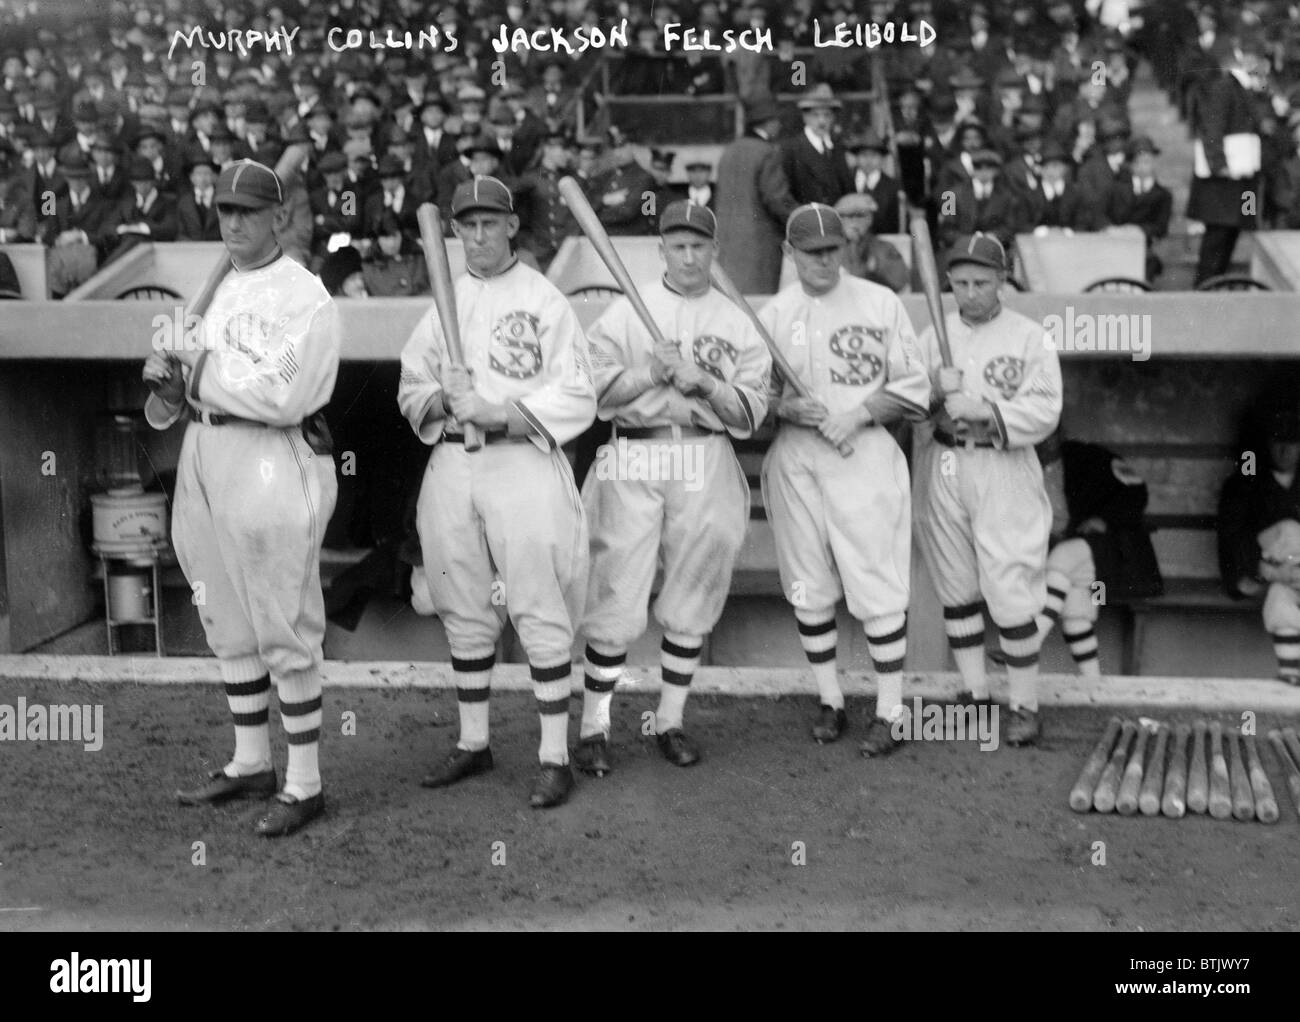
<box><xmin>529</xmin><ymin>762</ymin><xmax>575</xmax><ymax>808</ymax></box>
<box><xmin>859</xmin><ymin>716</ymin><xmax>903</xmax><ymax>758</ymax></box>
<box><xmin>254</xmin><ymin>791</ymin><xmax>325</xmax><ymax>837</ymax></box>
<box><xmin>572</xmin><ymin>734</ymin><xmax>613</xmax><ymax>776</ymax></box>
<box><xmin>1278</xmin><ymin>671</ymin><xmax>1300</xmax><ymax>686</ymax></box>
<box><xmin>176</xmin><ymin>767</ymin><xmax>277</xmax><ymax>805</ymax></box>
<box><xmin>656</xmin><ymin>728</ymin><xmax>701</xmax><ymax>767</ymax></box>
<box><xmin>420</xmin><ymin>746</ymin><xmax>494</xmax><ymax>788</ymax></box>
<box><xmin>954</xmin><ymin>690</ymin><xmax>997</xmax><ymax>707</ymax></box>
<box><xmin>812</xmin><ymin>705</ymin><xmax>849</xmax><ymax>743</ymax></box>
<box><xmin>1006</xmin><ymin>707</ymin><xmax>1041</xmax><ymax>746</ymax></box>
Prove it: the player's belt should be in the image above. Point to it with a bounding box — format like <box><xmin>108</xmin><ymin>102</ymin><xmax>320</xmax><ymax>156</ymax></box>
<box><xmin>193</xmin><ymin>408</ymin><xmax>273</xmax><ymax>428</ymax></box>
<box><xmin>442</xmin><ymin>429</ymin><xmax>523</xmax><ymax>445</ymax></box>
<box><xmin>614</xmin><ymin>425</ymin><xmax>721</xmax><ymax>441</ymax></box>
<box><xmin>933</xmin><ymin>429</ymin><xmax>996</xmax><ymax>449</ymax></box>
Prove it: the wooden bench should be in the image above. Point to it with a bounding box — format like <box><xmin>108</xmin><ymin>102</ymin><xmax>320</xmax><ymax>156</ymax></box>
<box><xmin>1116</xmin><ymin>577</ymin><xmax>1260</xmax><ymax>675</ymax></box>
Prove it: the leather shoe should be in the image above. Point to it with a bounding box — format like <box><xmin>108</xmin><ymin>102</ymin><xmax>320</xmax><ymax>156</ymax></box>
<box><xmin>859</xmin><ymin>716</ymin><xmax>903</xmax><ymax>758</ymax></box>
<box><xmin>812</xmin><ymin>705</ymin><xmax>848</xmax><ymax>743</ymax></box>
<box><xmin>177</xmin><ymin>768</ymin><xmax>277</xmax><ymax>806</ymax></box>
<box><xmin>254</xmin><ymin>791</ymin><xmax>325</xmax><ymax>837</ymax></box>
<box><xmin>529</xmin><ymin>762</ymin><xmax>575</xmax><ymax>808</ymax></box>
<box><xmin>656</xmin><ymin>727</ymin><xmax>701</xmax><ymax>767</ymax></box>
<box><xmin>954</xmin><ymin>690</ymin><xmax>997</xmax><ymax>707</ymax></box>
<box><xmin>1006</xmin><ymin>707</ymin><xmax>1040</xmax><ymax>747</ymax></box>
<box><xmin>573</xmin><ymin>734</ymin><xmax>612</xmax><ymax>776</ymax></box>
<box><xmin>421</xmin><ymin>746</ymin><xmax>493</xmax><ymax>788</ymax></box>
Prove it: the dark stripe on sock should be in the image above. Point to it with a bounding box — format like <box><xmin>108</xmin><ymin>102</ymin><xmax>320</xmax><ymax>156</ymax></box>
<box><xmin>225</xmin><ymin>675</ymin><xmax>270</xmax><ymax>697</ymax></box>
<box><xmin>280</xmin><ymin>696</ymin><xmax>322</xmax><ymax>717</ymax></box>
<box><xmin>870</xmin><ymin>657</ymin><xmax>905</xmax><ymax>674</ymax></box>
<box><xmin>1002</xmin><ymin>652</ymin><xmax>1040</xmax><ymax>669</ymax></box>
<box><xmin>805</xmin><ymin>647</ymin><xmax>837</xmax><ymax>664</ymax></box>
<box><xmin>1073</xmin><ymin>649</ymin><xmax>1100</xmax><ymax>663</ymax></box>
<box><xmin>584</xmin><ymin>674</ymin><xmax>616</xmax><ymax>693</ymax></box>
<box><xmin>536</xmin><ymin>697</ymin><xmax>570</xmax><ymax>716</ymax></box>
<box><xmin>868</xmin><ymin>623</ymin><xmax>908</xmax><ymax>646</ymax></box>
<box><xmin>456</xmin><ymin>686</ymin><xmax>491</xmax><ymax>702</ymax></box>
<box><xmin>1047</xmin><ymin>586</ymin><xmax>1067</xmax><ymax>600</ymax></box>
<box><xmin>1043</xmin><ymin>608</ymin><xmax>1062</xmax><ymax>623</ymax></box>
<box><xmin>661</xmin><ymin>637</ymin><xmax>703</xmax><ymax>659</ymax></box>
<box><xmin>662</xmin><ymin>668</ymin><xmax>694</xmax><ymax>687</ymax></box>
<box><xmin>1270</xmin><ymin>633</ymin><xmax>1300</xmax><ymax>643</ymax></box>
<box><xmin>796</xmin><ymin>617</ymin><xmax>836</xmax><ymax>636</ymax></box>
<box><xmin>947</xmin><ymin>631</ymin><xmax>985</xmax><ymax>649</ymax></box>
<box><xmin>943</xmin><ymin>601</ymin><xmax>984</xmax><ymax>619</ymax></box>
<box><xmin>1063</xmin><ymin>628</ymin><xmax>1096</xmax><ymax>642</ymax></box>
<box><xmin>452</xmin><ymin>653</ymin><xmax>496</xmax><ymax>673</ymax></box>
<box><xmin>999</xmin><ymin>620</ymin><xmax>1038</xmax><ymax>641</ymax></box>
<box><xmin>1279</xmin><ymin>658</ymin><xmax>1300</xmax><ymax>670</ymax></box>
<box><xmin>530</xmin><ymin>662</ymin><xmax>571</xmax><ymax>683</ymax></box>
<box><xmin>285</xmin><ymin>728</ymin><xmax>320</xmax><ymax>746</ymax></box>
<box><xmin>231</xmin><ymin>709</ymin><xmax>268</xmax><ymax>727</ymax></box>
<box><xmin>584</xmin><ymin>645</ymin><xmax>626</xmax><ymax>668</ymax></box>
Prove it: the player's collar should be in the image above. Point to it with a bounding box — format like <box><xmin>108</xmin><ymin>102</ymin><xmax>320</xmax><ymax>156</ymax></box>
<box><xmin>466</xmin><ymin>253</ymin><xmax>519</xmax><ymax>280</ymax></box>
<box><xmin>231</xmin><ymin>244</ymin><xmax>283</xmax><ymax>273</ymax></box>
<box><xmin>662</xmin><ymin>274</ymin><xmax>709</xmax><ymax>299</ymax></box>
<box><xmin>960</xmin><ymin>301</ymin><xmax>1002</xmax><ymax>327</ymax></box>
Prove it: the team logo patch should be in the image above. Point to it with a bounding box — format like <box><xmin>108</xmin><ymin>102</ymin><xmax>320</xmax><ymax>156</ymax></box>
<box><xmin>490</xmin><ymin>311</ymin><xmax>543</xmax><ymax>379</ymax></box>
<box><xmin>693</xmin><ymin>334</ymin><xmax>738</xmax><ymax>382</ymax></box>
<box><xmin>215</xmin><ymin>311</ymin><xmax>297</xmax><ymax>389</ymax></box>
<box><xmin>983</xmin><ymin>355</ymin><xmax>1025</xmax><ymax>400</ymax></box>
<box><xmin>828</xmin><ymin>325</ymin><xmax>883</xmax><ymax>386</ymax></box>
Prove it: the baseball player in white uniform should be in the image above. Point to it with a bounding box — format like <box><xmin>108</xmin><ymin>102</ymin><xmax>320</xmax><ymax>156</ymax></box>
<box><xmin>143</xmin><ymin>159</ymin><xmax>340</xmax><ymax>836</ymax></box>
<box><xmin>760</xmin><ymin>204</ymin><xmax>931</xmax><ymax>756</ymax></box>
<box><xmin>397</xmin><ymin>176</ymin><xmax>596</xmax><ymax>809</ymax></box>
<box><xmin>576</xmin><ymin>201</ymin><xmax>770</xmax><ymax>772</ymax></box>
<box><xmin>913</xmin><ymin>233</ymin><xmax>1062</xmax><ymax>746</ymax></box>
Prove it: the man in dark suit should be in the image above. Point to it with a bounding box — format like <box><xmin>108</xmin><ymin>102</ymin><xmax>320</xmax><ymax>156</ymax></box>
<box><xmin>783</xmin><ymin>84</ymin><xmax>854</xmax><ymax>207</ymax></box>
<box><xmin>1188</xmin><ymin>41</ymin><xmax>1266</xmax><ymax>285</ymax></box>
<box><xmin>41</xmin><ymin>154</ymin><xmax>110</xmax><ymax>296</ymax></box>
<box><xmin>937</xmin><ymin>147</ymin><xmax>1026</xmax><ymax>258</ymax></box>
<box><xmin>1106</xmin><ymin>135</ymin><xmax>1173</xmax><ymax>280</ymax></box>
<box><xmin>717</xmin><ymin>98</ymin><xmax>799</xmax><ymax>294</ymax></box>
<box><xmin>88</xmin><ymin>132</ymin><xmax>129</xmax><ymax>204</ymax></box>
<box><xmin>498</xmin><ymin>81</ymin><xmax>545</xmax><ymax>171</ymax></box>
<box><xmin>589</xmin><ymin>132</ymin><xmax>656</xmax><ymax>235</ymax></box>
<box><xmin>433</xmin><ymin>133</ymin><xmax>475</xmax><ymax>228</ymax></box>
<box><xmin>683</xmin><ymin>159</ymin><xmax>716</xmax><ymax>212</ymax></box>
<box><xmin>514</xmin><ymin>130</ymin><xmax>579</xmax><ymax>271</ymax></box>
<box><xmin>846</xmin><ymin>129</ymin><xmax>900</xmax><ymax>234</ymax></box>
<box><xmin>103</xmin><ymin>155</ymin><xmax>178</xmax><ymax>261</ymax></box>
<box><xmin>33</xmin><ymin>90</ymin><xmax>72</xmax><ymax>149</ymax></box>
<box><xmin>412</xmin><ymin>97</ymin><xmax>458</xmax><ymax>180</ymax></box>
<box><xmin>175</xmin><ymin>151</ymin><xmax>221</xmax><ymax>241</ymax></box>
<box><xmin>363</xmin><ymin>154</ymin><xmax>420</xmax><ymax>246</ymax></box>
<box><xmin>1024</xmin><ymin>141</ymin><xmax>1104</xmax><ymax>232</ymax></box>
<box><xmin>309</xmin><ymin>150</ymin><xmax>366</xmax><ymax>257</ymax></box>
<box><xmin>23</xmin><ymin>127</ymin><xmax>65</xmax><ymax>211</ymax></box>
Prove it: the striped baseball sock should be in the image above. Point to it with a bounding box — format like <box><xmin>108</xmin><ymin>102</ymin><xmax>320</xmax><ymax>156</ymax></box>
<box><xmin>795</xmin><ymin>609</ymin><xmax>842</xmax><ymax>710</ymax></box>
<box><xmin>866</xmin><ymin>612</ymin><xmax>907</xmax><ymax>721</ymax></box>
<box><xmin>944</xmin><ymin>601</ymin><xmax>988</xmax><ymax>699</ymax></box>
<box><xmin>999</xmin><ymin>621</ymin><xmax>1041</xmax><ymax>713</ymax></box>
<box><xmin>581</xmin><ymin>644</ymin><xmax>625</xmax><ymax>740</ymax></box>
<box><xmin>1272</xmin><ymin>632</ymin><xmax>1300</xmax><ymax>681</ymax></box>
<box><xmin>532</xmin><ymin>661</ymin><xmax>572</xmax><ymax>765</ymax></box>
<box><xmin>1063</xmin><ymin>619</ymin><xmax>1101</xmax><ymax>676</ymax></box>
<box><xmin>452</xmin><ymin>652</ymin><xmax>494</xmax><ymax>752</ymax></box>
<box><xmin>1036</xmin><ymin>569</ymin><xmax>1070</xmax><ymax>640</ymax></box>
<box><xmin>220</xmin><ymin>655</ymin><xmax>271</xmax><ymax>776</ymax></box>
<box><xmin>278</xmin><ymin>670</ymin><xmax>323</xmax><ymax>800</ymax></box>
<box><xmin>655</xmin><ymin>632</ymin><xmax>702</xmax><ymax>733</ymax></box>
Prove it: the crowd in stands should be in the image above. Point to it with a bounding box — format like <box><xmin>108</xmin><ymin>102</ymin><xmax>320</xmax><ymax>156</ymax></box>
<box><xmin>1</xmin><ymin>1</ymin><xmax>1299</xmax><ymax>296</ymax></box>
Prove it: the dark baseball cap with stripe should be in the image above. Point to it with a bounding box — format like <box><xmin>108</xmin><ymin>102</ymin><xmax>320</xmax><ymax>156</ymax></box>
<box><xmin>215</xmin><ymin>159</ymin><xmax>284</xmax><ymax>209</ymax></box>
<box><xmin>786</xmin><ymin>203</ymin><xmax>846</xmax><ymax>251</ymax></box>
<box><xmin>659</xmin><ymin>199</ymin><xmax>716</xmax><ymax>239</ymax></box>
<box><xmin>451</xmin><ymin>175</ymin><xmax>514</xmax><ymax>217</ymax></box>
<box><xmin>948</xmin><ymin>232</ymin><xmax>1006</xmax><ymax>272</ymax></box>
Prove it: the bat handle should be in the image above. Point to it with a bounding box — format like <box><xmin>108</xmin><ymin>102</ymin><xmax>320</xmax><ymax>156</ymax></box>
<box><xmin>835</xmin><ymin>440</ymin><xmax>853</xmax><ymax>458</ymax></box>
<box><xmin>463</xmin><ymin>422</ymin><xmax>483</xmax><ymax>453</ymax></box>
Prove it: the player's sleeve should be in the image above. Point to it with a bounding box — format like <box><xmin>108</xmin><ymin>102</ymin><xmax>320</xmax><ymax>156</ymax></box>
<box><xmin>193</xmin><ymin>295</ymin><xmax>341</xmax><ymax>428</ymax></box>
<box><xmin>863</xmin><ymin>292</ymin><xmax>931</xmax><ymax>424</ymax></box>
<box><xmin>757</xmin><ymin>296</ymin><xmax>794</xmax><ymax>408</ymax></box>
<box><xmin>721</xmin><ymin>314</ymin><xmax>772</xmax><ymax>438</ymax></box>
<box><xmin>508</xmin><ymin>284</ymin><xmax>597</xmax><ymax>450</ymax></box>
<box><xmin>987</xmin><ymin>326</ymin><xmax>1063</xmax><ymax>448</ymax></box>
<box><xmin>586</xmin><ymin>298</ymin><xmax>655</xmax><ymax>411</ymax></box>
<box><xmin>397</xmin><ymin>307</ymin><xmax>448</xmax><ymax>445</ymax></box>
<box><xmin>144</xmin><ymin>387</ymin><xmax>187</xmax><ymax>431</ymax></box>
<box><xmin>912</xmin><ymin>322</ymin><xmax>946</xmax><ymax>414</ymax></box>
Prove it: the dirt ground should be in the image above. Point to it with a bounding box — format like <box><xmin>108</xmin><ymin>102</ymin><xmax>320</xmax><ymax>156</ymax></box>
<box><xmin>1</xmin><ymin>678</ymin><xmax>1297</xmax><ymax>932</ymax></box>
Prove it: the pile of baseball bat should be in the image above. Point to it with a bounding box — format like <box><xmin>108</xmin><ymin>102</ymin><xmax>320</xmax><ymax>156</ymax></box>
<box><xmin>1069</xmin><ymin>717</ymin><xmax>1300</xmax><ymax>822</ymax></box>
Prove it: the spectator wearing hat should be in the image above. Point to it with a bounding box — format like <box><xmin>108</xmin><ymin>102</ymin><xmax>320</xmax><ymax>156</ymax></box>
<box><xmin>304</xmin><ymin>105</ymin><xmax>339</xmax><ymax>165</ymax></box>
<box><xmin>103</xmin><ymin>154</ymin><xmax>177</xmax><ymax>261</ymax></box>
<box><xmin>59</xmin><ymin>100</ymin><xmax>101</xmax><ymax>165</ymax></box>
<box><xmin>846</xmin><ymin>130</ymin><xmax>900</xmax><ymax>234</ymax></box>
<box><xmin>1051</xmin><ymin>73</ymin><xmax>1124</xmax><ymax>151</ymax></box>
<box><xmin>40</xmin><ymin>153</ymin><xmax>108</xmax><ymax>296</ymax></box>
<box><xmin>784</xmin><ymin>84</ymin><xmax>854</xmax><ymax>207</ymax></box>
<box><xmin>364</xmin><ymin>153</ymin><xmax>419</xmax><ymax>246</ymax></box>
<box><xmin>131</xmin><ymin>124</ymin><xmax>175</xmax><ymax>196</ymax></box>
<box><xmin>87</xmin><ymin>131</ymin><xmax>127</xmax><ymax>204</ymax></box>
<box><xmin>496</xmin><ymin>82</ymin><xmax>545</xmax><ymax>171</ymax></box>
<box><xmin>1024</xmin><ymin>141</ymin><xmax>1104</xmax><ymax>232</ymax></box>
<box><xmin>957</xmin><ymin>5</ymin><xmax>1010</xmax><ymax>89</ymax></box>
<box><xmin>1106</xmin><ymin>135</ymin><xmax>1172</xmax><ymax>280</ymax></box>
<box><xmin>187</xmin><ymin>101</ymin><xmax>224</xmax><ymax>157</ymax></box>
<box><xmin>834</xmin><ymin>192</ymin><xmax>910</xmax><ymax>293</ymax></box>
<box><xmin>433</xmin><ymin>132</ymin><xmax>478</xmax><ymax>227</ymax></box>
<box><xmin>22</xmin><ymin>126</ymin><xmax>64</xmax><ymax>210</ymax></box>
<box><xmin>1187</xmin><ymin>38</ymin><xmax>1266</xmax><ymax>286</ymax></box>
<box><xmin>716</xmin><ymin>97</ymin><xmax>798</xmax><ymax>294</ymax></box>
<box><xmin>487</xmin><ymin>108</ymin><xmax>528</xmax><ymax>179</ymax></box>
<box><xmin>207</xmin><ymin>125</ymin><xmax>246</xmax><ymax>170</ymax></box>
<box><xmin>33</xmin><ymin>89</ymin><xmax>71</xmax><ymax>149</ymax></box>
<box><xmin>176</xmin><ymin>149</ymin><xmax>221</xmax><ymax>242</ymax></box>
<box><xmin>935</xmin><ymin>120</ymin><xmax>992</xmax><ymax>199</ymax></box>
<box><xmin>684</xmin><ymin>159</ymin><xmax>716</xmax><ymax>213</ymax></box>
<box><xmin>590</xmin><ymin>130</ymin><xmax>656</xmax><ymax>236</ymax></box>
<box><xmin>525</xmin><ymin>60</ymin><xmax>582</xmax><ymax>136</ymax></box>
<box><xmin>1075</xmin><ymin>114</ymin><xmax>1131</xmax><ymax>221</ymax></box>
<box><xmin>647</xmin><ymin>148</ymin><xmax>681</xmax><ymax>228</ymax></box>
<box><xmin>455</xmin><ymin>84</ymin><xmax>488</xmax><ymax>137</ymax></box>
<box><xmin>361</xmin><ymin>209</ymin><xmax>429</xmax><ymax>297</ymax></box>
<box><xmin>0</xmin><ymin>95</ymin><xmax>19</xmax><ymax>146</ymax></box>
<box><xmin>413</xmin><ymin>96</ymin><xmax>458</xmax><ymax>181</ymax></box>
<box><xmin>514</xmin><ymin>130</ymin><xmax>578</xmax><ymax>272</ymax></box>
<box><xmin>0</xmin><ymin>140</ymin><xmax>37</xmax><ymax>243</ymax></box>
<box><xmin>948</xmin><ymin>67</ymin><xmax>993</xmax><ymax>129</ymax></box>
<box><xmin>241</xmin><ymin>100</ymin><xmax>279</xmax><ymax>163</ymax></box>
<box><xmin>1268</xmin><ymin>117</ymin><xmax>1300</xmax><ymax>229</ymax></box>
<box><xmin>1003</xmin><ymin>124</ymin><xmax>1047</xmax><ymax>195</ymax></box>
<box><xmin>310</xmin><ymin>150</ymin><xmax>366</xmax><ymax>259</ymax></box>
<box><xmin>937</xmin><ymin>147</ymin><xmax>1025</xmax><ymax>259</ymax></box>
<box><xmin>573</xmin><ymin>133</ymin><xmax>605</xmax><ymax>190</ymax></box>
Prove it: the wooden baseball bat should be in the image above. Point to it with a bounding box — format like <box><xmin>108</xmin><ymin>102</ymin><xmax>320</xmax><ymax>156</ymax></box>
<box><xmin>1226</xmin><ymin>729</ymin><xmax>1255</xmax><ymax>822</ymax></box>
<box><xmin>908</xmin><ymin>212</ymin><xmax>954</xmax><ymax>370</ymax></box>
<box><xmin>1161</xmin><ymin>722</ymin><xmax>1190</xmax><ymax>818</ymax></box>
<box><xmin>1138</xmin><ymin>724</ymin><xmax>1169</xmax><ymax>816</ymax></box>
<box><xmin>148</xmin><ymin>144</ymin><xmax>309</xmax><ymax>393</ymax></box>
<box><xmin>1284</xmin><ymin>726</ymin><xmax>1300</xmax><ymax>767</ymax></box>
<box><xmin>1069</xmin><ymin>715</ymin><xmax>1122</xmax><ymax>812</ymax></box>
<box><xmin>416</xmin><ymin>202</ymin><xmax>480</xmax><ymax>452</ymax></box>
<box><xmin>1187</xmin><ymin>719</ymin><xmax>1209</xmax><ymax>814</ymax></box>
<box><xmin>1242</xmin><ymin>733</ymin><xmax>1278</xmax><ymax>824</ymax></box>
<box><xmin>708</xmin><ymin>260</ymin><xmax>853</xmax><ymax>458</ymax></box>
<box><xmin>1116</xmin><ymin>720</ymin><xmax>1154</xmax><ymax>816</ymax></box>
<box><xmin>1207</xmin><ymin>721</ymin><xmax>1233</xmax><ymax>820</ymax></box>
<box><xmin>1093</xmin><ymin>719</ymin><xmax>1136</xmax><ymax>814</ymax></box>
<box><xmin>1267</xmin><ymin>729</ymin><xmax>1300</xmax><ymax>818</ymax></box>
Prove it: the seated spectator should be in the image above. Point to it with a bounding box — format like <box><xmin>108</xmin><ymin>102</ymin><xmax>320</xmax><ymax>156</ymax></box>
<box><xmin>514</xmin><ymin>129</ymin><xmax>578</xmax><ymax>271</ymax></box>
<box><xmin>846</xmin><ymin>130</ymin><xmax>900</xmax><ymax>234</ymax></box>
<box><xmin>1271</xmin><ymin>117</ymin><xmax>1300</xmax><ymax>229</ymax></box>
<box><xmin>89</xmin><ymin>132</ymin><xmax>128</xmax><ymax>204</ymax></box>
<box><xmin>363</xmin><ymin>154</ymin><xmax>419</xmax><ymax>248</ymax></box>
<box><xmin>935</xmin><ymin>120</ymin><xmax>991</xmax><ymax>199</ymax></box>
<box><xmin>1025</xmin><ymin>141</ymin><xmax>1105</xmax><ymax>232</ymax></box>
<box><xmin>1219</xmin><ymin>407</ymin><xmax>1300</xmax><ymax>684</ymax></box>
<box><xmin>684</xmin><ymin>159</ymin><xmax>715</xmax><ymax>211</ymax></box>
<box><xmin>319</xmin><ymin>244</ymin><xmax>367</xmax><ymax>298</ymax></box>
<box><xmin>527</xmin><ymin>60</ymin><xmax>582</xmax><ymax>135</ymax></box>
<box><xmin>1105</xmin><ymin>135</ymin><xmax>1172</xmax><ymax>280</ymax></box>
<box><xmin>41</xmin><ymin>153</ymin><xmax>105</xmax><ymax>297</ymax></box>
<box><xmin>590</xmin><ymin>130</ymin><xmax>655</xmax><ymax>235</ymax></box>
<box><xmin>834</xmin><ymin>192</ymin><xmax>909</xmax><ymax>293</ymax></box>
<box><xmin>937</xmin><ymin>147</ymin><xmax>1024</xmax><ymax>259</ymax></box>
<box><xmin>130</xmin><ymin>125</ymin><xmax>174</xmax><ymax>197</ymax></box>
<box><xmin>310</xmin><ymin>150</ymin><xmax>365</xmax><ymax>257</ymax></box>
<box><xmin>1076</xmin><ymin>114</ymin><xmax>1131</xmax><ymax>222</ymax></box>
<box><xmin>434</xmin><ymin>133</ymin><xmax>476</xmax><ymax>224</ymax></box>
<box><xmin>103</xmin><ymin>155</ymin><xmax>177</xmax><ymax>262</ymax></box>
<box><xmin>0</xmin><ymin>139</ymin><xmax>37</xmax><ymax>242</ymax></box>
<box><xmin>175</xmin><ymin>151</ymin><xmax>221</xmax><ymax>242</ymax></box>
<box><xmin>361</xmin><ymin>211</ymin><xmax>429</xmax><ymax>298</ymax></box>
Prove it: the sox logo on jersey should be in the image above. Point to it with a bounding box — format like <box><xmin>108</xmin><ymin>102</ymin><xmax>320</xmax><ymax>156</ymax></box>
<box><xmin>829</xmin><ymin>325</ymin><xmax>885</xmax><ymax>386</ymax></box>
<box><xmin>983</xmin><ymin>355</ymin><xmax>1025</xmax><ymax>400</ymax></box>
<box><xmin>491</xmin><ymin>310</ymin><xmax>544</xmax><ymax>380</ymax></box>
<box><xmin>693</xmin><ymin>335</ymin><xmax>738</xmax><ymax>381</ymax></box>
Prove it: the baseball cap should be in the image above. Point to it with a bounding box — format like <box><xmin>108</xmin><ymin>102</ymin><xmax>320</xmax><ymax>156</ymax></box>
<box><xmin>785</xmin><ymin>203</ymin><xmax>846</xmax><ymax>251</ymax></box>
<box><xmin>948</xmin><ymin>232</ymin><xmax>1006</xmax><ymax>272</ymax></box>
<box><xmin>451</xmin><ymin>175</ymin><xmax>514</xmax><ymax>217</ymax></box>
<box><xmin>659</xmin><ymin>200</ymin><xmax>716</xmax><ymax>239</ymax></box>
<box><xmin>214</xmin><ymin>158</ymin><xmax>284</xmax><ymax>209</ymax></box>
